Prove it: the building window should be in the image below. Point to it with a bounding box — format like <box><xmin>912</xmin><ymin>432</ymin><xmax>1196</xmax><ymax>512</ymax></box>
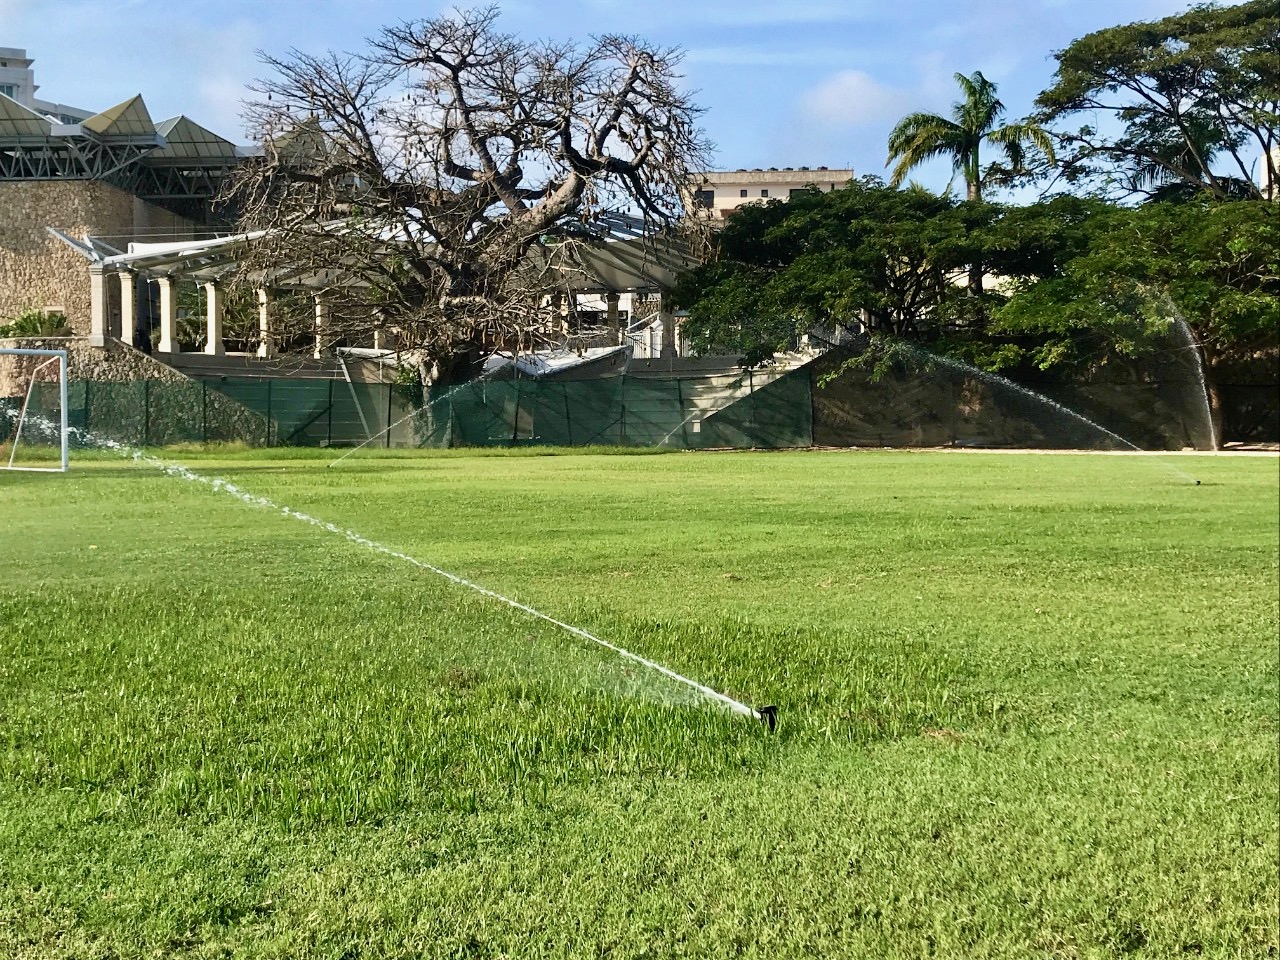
<box><xmin>0</xmin><ymin>85</ymin><xmax>15</xmax><ymax>99</ymax></box>
<box><xmin>789</xmin><ymin>187</ymin><xmax>816</xmax><ymax>198</ymax></box>
<box><xmin>693</xmin><ymin>189</ymin><xmax>714</xmax><ymax>209</ymax></box>
<box><xmin>760</xmin><ymin>189</ymin><xmax>769</xmax><ymax>198</ymax></box>
<box><xmin>739</xmin><ymin>189</ymin><xmax>748</xmax><ymax>197</ymax></box>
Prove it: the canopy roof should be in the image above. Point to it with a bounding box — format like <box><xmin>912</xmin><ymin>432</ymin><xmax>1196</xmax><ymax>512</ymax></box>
<box><xmin>151</xmin><ymin>116</ymin><xmax>242</xmax><ymax>162</ymax></box>
<box><xmin>86</xmin><ymin>214</ymin><xmax>697</xmax><ymax>295</ymax></box>
<box><xmin>81</xmin><ymin>95</ymin><xmax>158</xmax><ymax>140</ymax></box>
<box><xmin>0</xmin><ymin>94</ymin><xmax>54</xmax><ymax>138</ymax></box>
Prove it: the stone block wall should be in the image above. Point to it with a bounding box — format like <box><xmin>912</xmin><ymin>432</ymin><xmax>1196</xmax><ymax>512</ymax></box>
<box><xmin>0</xmin><ymin>180</ymin><xmax>200</xmax><ymax>335</ymax></box>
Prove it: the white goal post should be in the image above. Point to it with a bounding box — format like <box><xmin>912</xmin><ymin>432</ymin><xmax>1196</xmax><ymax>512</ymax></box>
<box><xmin>0</xmin><ymin>347</ymin><xmax>70</xmax><ymax>472</ymax></box>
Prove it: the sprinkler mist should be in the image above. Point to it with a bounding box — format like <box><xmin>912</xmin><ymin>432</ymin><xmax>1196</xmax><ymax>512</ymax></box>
<box><xmin>3</xmin><ymin>409</ymin><xmax>776</xmax><ymax>729</ymax></box>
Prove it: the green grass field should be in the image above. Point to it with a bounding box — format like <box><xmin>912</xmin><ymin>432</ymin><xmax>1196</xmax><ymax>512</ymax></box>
<box><xmin>1</xmin><ymin>447</ymin><xmax>1276</xmax><ymax>958</ymax></box>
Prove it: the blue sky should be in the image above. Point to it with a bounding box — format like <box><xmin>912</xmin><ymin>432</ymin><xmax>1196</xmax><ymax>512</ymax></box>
<box><xmin>3</xmin><ymin>0</ymin><xmax>1200</xmax><ymax>194</ymax></box>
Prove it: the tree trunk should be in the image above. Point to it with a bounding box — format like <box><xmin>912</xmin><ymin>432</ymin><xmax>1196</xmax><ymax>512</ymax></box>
<box><xmin>968</xmin><ymin>261</ymin><xmax>983</xmax><ymax>298</ymax></box>
<box><xmin>966</xmin><ymin>178</ymin><xmax>984</xmax><ymax>309</ymax></box>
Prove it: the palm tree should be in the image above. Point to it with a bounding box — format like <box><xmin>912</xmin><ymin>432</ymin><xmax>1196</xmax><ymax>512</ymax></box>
<box><xmin>886</xmin><ymin>71</ymin><xmax>1054</xmax><ymax>300</ymax></box>
<box><xmin>886</xmin><ymin>70</ymin><xmax>1054</xmax><ymax>202</ymax></box>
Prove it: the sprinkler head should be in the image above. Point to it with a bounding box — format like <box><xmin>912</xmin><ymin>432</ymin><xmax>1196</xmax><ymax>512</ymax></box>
<box><xmin>1195</xmin><ymin>480</ymin><xmax>1201</xmax><ymax>485</ymax></box>
<box><xmin>757</xmin><ymin>705</ymin><xmax>778</xmax><ymax>733</ymax></box>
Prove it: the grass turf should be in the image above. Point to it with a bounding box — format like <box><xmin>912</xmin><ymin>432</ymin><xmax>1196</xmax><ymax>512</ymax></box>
<box><xmin>0</xmin><ymin>448</ymin><xmax>1276</xmax><ymax>958</ymax></box>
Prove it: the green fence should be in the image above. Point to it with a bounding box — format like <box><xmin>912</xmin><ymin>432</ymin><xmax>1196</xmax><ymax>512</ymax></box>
<box><xmin>417</xmin><ymin>371</ymin><xmax>813</xmax><ymax>449</ymax></box>
<box><xmin>25</xmin><ymin>371</ymin><xmax>813</xmax><ymax>451</ymax></box>
<box><xmin>19</xmin><ymin>359</ymin><xmax>1253</xmax><ymax>453</ymax></box>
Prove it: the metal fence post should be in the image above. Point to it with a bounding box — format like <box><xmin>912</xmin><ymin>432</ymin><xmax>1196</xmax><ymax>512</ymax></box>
<box><xmin>511</xmin><ymin>380</ymin><xmax>521</xmax><ymax>445</ymax></box>
<box><xmin>676</xmin><ymin>376</ymin><xmax>685</xmax><ymax>448</ymax></box>
<box><xmin>620</xmin><ymin>375</ymin><xmax>627</xmax><ymax>445</ymax></box>
<box><xmin>266</xmin><ymin>380</ymin><xmax>273</xmax><ymax>446</ymax></box>
<box><xmin>327</xmin><ymin>378</ymin><xmax>333</xmax><ymax>448</ymax></box>
<box><xmin>143</xmin><ymin>379</ymin><xmax>151</xmax><ymax>447</ymax></box>
<box><xmin>386</xmin><ymin>383</ymin><xmax>393</xmax><ymax>448</ymax></box>
<box><xmin>563</xmin><ymin>381</ymin><xmax>573</xmax><ymax>446</ymax></box>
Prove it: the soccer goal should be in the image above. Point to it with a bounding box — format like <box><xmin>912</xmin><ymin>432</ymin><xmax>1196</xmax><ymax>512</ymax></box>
<box><xmin>0</xmin><ymin>347</ymin><xmax>70</xmax><ymax>472</ymax></box>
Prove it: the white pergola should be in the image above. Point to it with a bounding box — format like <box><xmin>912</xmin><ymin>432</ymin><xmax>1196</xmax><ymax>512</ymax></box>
<box><xmin>75</xmin><ymin>217</ymin><xmax>699</xmax><ymax>359</ymax></box>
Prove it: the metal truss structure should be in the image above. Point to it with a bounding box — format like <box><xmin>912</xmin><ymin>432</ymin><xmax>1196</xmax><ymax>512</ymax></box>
<box><xmin>0</xmin><ymin>92</ymin><xmax>249</xmax><ymax>217</ymax></box>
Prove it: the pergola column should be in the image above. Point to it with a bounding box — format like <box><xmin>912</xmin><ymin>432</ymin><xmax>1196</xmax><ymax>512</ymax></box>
<box><xmin>117</xmin><ymin>269</ymin><xmax>136</xmax><ymax>343</ymax></box>
<box><xmin>606</xmin><ymin>292</ymin><xmax>622</xmax><ymax>344</ymax></box>
<box><xmin>256</xmin><ymin>288</ymin><xmax>273</xmax><ymax>359</ymax></box>
<box><xmin>156</xmin><ymin>277</ymin><xmax>179</xmax><ymax>353</ymax></box>
<box><xmin>312</xmin><ymin>296</ymin><xmax>327</xmax><ymax>360</ymax></box>
<box><xmin>88</xmin><ymin>265</ymin><xmax>108</xmax><ymax>347</ymax></box>
<box><xmin>204</xmin><ymin>282</ymin><xmax>225</xmax><ymax>356</ymax></box>
<box><xmin>658</xmin><ymin>304</ymin><xmax>676</xmax><ymax>358</ymax></box>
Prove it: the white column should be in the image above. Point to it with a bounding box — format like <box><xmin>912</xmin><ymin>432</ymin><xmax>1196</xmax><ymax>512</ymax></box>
<box><xmin>659</xmin><ymin>305</ymin><xmax>676</xmax><ymax>358</ymax></box>
<box><xmin>204</xmin><ymin>282</ymin><xmax>224</xmax><ymax>356</ymax></box>
<box><xmin>312</xmin><ymin>296</ymin><xmax>327</xmax><ymax>360</ymax></box>
<box><xmin>88</xmin><ymin>265</ymin><xmax>108</xmax><ymax>347</ymax></box>
<box><xmin>606</xmin><ymin>292</ymin><xmax>621</xmax><ymax>344</ymax></box>
<box><xmin>256</xmin><ymin>288</ymin><xmax>273</xmax><ymax>359</ymax></box>
<box><xmin>372</xmin><ymin>327</ymin><xmax>385</xmax><ymax>351</ymax></box>
<box><xmin>117</xmin><ymin>270</ymin><xmax>135</xmax><ymax>343</ymax></box>
<box><xmin>156</xmin><ymin>277</ymin><xmax>179</xmax><ymax>353</ymax></box>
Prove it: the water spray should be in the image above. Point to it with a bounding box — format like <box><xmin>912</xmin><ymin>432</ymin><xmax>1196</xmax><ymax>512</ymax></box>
<box><xmin>894</xmin><ymin>342</ymin><xmax>1203</xmax><ymax>485</ymax></box>
<box><xmin>4</xmin><ymin>410</ymin><xmax>774</xmax><ymax>728</ymax></box>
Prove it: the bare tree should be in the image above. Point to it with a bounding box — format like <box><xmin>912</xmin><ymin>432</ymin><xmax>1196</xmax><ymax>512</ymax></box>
<box><xmin>224</xmin><ymin>6</ymin><xmax>709</xmax><ymax>378</ymax></box>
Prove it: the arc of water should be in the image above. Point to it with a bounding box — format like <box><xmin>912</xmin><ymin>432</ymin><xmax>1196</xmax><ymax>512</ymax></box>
<box><xmin>328</xmin><ymin>368</ymin><xmax>497</xmax><ymax>468</ymax></box>
<box><xmin>894</xmin><ymin>342</ymin><xmax>1201</xmax><ymax>484</ymax></box>
<box><xmin>1168</xmin><ymin>314</ymin><xmax>1219</xmax><ymax>451</ymax></box>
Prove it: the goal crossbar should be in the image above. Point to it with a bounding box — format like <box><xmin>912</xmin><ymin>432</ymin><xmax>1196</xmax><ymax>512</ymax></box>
<box><xmin>1</xmin><ymin>347</ymin><xmax>69</xmax><ymax>472</ymax></box>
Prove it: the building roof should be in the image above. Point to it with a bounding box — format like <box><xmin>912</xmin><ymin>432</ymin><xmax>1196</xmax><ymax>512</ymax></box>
<box><xmin>152</xmin><ymin>116</ymin><xmax>241</xmax><ymax>161</ymax></box>
<box><xmin>84</xmin><ymin>215</ymin><xmax>695</xmax><ymax>295</ymax></box>
<box><xmin>0</xmin><ymin>92</ymin><xmax>52</xmax><ymax>137</ymax></box>
<box><xmin>81</xmin><ymin>95</ymin><xmax>159</xmax><ymax>139</ymax></box>
<box><xmin>695</xmin><ymin>167</ymin><xmax>853</xmax><ymax>186</ymax></box>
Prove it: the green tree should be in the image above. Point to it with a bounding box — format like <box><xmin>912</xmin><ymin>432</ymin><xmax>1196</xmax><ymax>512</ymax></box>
<box><xmin>1036</xmin><ymin>0</ymin><xmax>1280</xmax><ymax>200</ymax></box>
<box><xmin>887</xmin><ymin>70</ymin><xmax>1056</xmax><ymax>202</ymax></box>
<box><xmin>671</xmin><ymin>178</ymin><xmax>985</xmax><ymax>365</ymax></box>
<box><xmin>990</xmin><ymin>199</ymin><xmax>1280</xmax><ymax>444</ymax></box>
<box><xmin>886</xmin><ymin>71</ymin><xmax>1054</xmax><ymax>293</ymax></box>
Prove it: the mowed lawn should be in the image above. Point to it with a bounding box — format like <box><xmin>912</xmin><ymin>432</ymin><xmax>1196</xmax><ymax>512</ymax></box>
<box><xmin>0</xmin><ymin>448</ymin><xmax>1275</xmax><ymax>958</ymax></box>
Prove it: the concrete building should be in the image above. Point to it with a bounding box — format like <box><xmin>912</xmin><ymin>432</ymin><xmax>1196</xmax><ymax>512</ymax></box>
<box><xmin>0</xmin><ymin>47</ymin><xmax>92</xmax><ymax>123</ymax></box>
<box><xmin>688</xmin><ymin>167</ymin><xmax>853</xmax><ymax>220</ymax></box>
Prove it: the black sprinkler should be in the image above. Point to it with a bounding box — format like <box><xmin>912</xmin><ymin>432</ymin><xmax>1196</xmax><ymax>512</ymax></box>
<box><xmin>757</xmin><ymin>705</ymin><xmax>778</xmax><ymax>733</ymax></box>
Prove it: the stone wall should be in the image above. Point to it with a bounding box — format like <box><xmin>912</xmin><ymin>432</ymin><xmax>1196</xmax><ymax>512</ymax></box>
<box><xmin>0</xmin><ymin>180</ymin><xmax>200</xmax><ymax>335</ymax></box>
<box><xmin>0</xmin><ymin>335</ymin><xmax>187</xmax><ymax>385</ymax></box>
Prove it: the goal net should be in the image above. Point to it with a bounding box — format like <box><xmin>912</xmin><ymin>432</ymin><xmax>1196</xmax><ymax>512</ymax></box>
<box><xmin>0</xmin><ymin>347</ymin><xmax>69</xmax><ymax>472</ymax></box>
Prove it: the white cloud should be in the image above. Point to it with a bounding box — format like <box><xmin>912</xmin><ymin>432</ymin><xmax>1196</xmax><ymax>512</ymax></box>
<box><xmin>801</xmin><ymin>70</ymin><xmax>908</xmax><ymax>130</ymax></box>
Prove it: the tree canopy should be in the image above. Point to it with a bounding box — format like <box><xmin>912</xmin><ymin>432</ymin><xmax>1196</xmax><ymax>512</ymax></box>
<box><xmin>226</xmin><ymin>7</ymin><xmax>708</xmax><ymax>373</ymax></box>
<box><xmin>1037</xmin><ymin>0</ymin><xmax>1280</xmax><ymax>200</ymax></box>
<box><xmin>671</xmin><ymin>178</ymin><xmax>990</xmax><ymax>365</ymax></box>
